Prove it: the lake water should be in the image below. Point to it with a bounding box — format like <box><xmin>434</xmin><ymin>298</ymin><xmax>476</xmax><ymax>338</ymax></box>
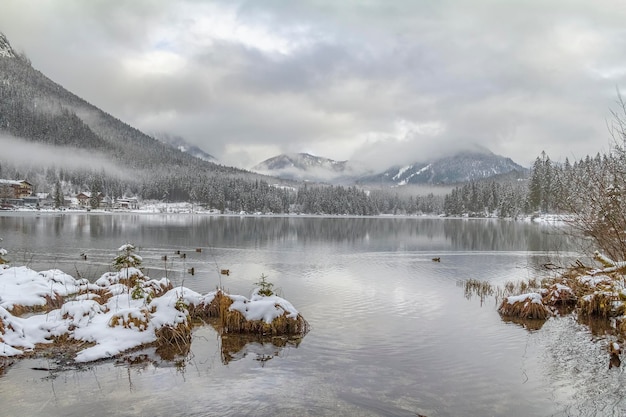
<box><xmin>1</xmin><ymin>213</ymin><xmax>625</xmax><ymax>417</ymax></box>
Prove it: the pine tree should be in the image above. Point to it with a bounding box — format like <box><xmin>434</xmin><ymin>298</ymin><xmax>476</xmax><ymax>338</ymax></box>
<box><xmin>54</xmin><ymin>180</ymin><xmax>63</xmax><ymax>208</ymax></box>
<box><xmin>113</xmin><ymin>243</ymin><xmax>143</xmax><ymax>271</ymax></box>
<box><xmin>527</xmin><ymin>156</ymin><xmax>544</xmax><ymax>212</ymax></box>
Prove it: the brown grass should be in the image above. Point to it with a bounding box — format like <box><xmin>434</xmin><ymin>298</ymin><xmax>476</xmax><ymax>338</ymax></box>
<box><xmin>542</xmin><ymin>284</ymin><xmax>577</xmax><ymax>306</ymax></box>
<box><xmin>577</xmin><ymin>292</ymin><xmax>623</xmax><ymax>318</ymax></box>
<box><xmin>221</xmin><ymin>307</ymin><xmax>309</xmax><ymax>336</ymax></box>
<box><xmin>7</xmin><ymin>293</ymin><xmax>65</xmax><ymax>316</ymax></box>
<box><xmin>78</xmin><ymin>287</ymin><xmax>111</xmax><ymax>305</ymax></box>
<box><xmin>498</xmin><ymin>296</ymin><xmax>552</xmax><ymax>320</ymax></box>
<box><xmin>118</xmin><ymin>272</ymin><xmax>143</xmax><ymax>288</ymax></box>
<box><xmin>144</xmin><ymin>279</ymin><xmax>173</xmax><ymax>298</ymax></box>
<box><xmin>155</xmin><ymin>322</ymin><xmax>192</xmax><ymax>360</ymax></box>
<box><xmin>109</xmin><ymin>309</ymin><xmax>150</xmax><ymax>331</ymax></box>
<box><xmin>192</xmin><ymin>291</ymin><xmax>228</xmax><ymax>321</ymax></box>
<box><xmin>201</xmin><ymin>291</ymin><xmax>310</xmax><ymax>336</ymax></box>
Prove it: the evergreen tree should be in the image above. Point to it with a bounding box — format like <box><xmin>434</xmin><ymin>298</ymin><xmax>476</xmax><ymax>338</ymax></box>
<box><xmin>527</xmin><ymin>156</ymin><xmax>543</xmax><ymax>212</ymax></box>
<box><xmin>54</xmin><ymin>180</ymin><xmax>63</xmax><ymax>208</ymax></box>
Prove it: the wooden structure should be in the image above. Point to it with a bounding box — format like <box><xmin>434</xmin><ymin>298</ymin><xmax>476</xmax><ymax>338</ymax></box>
<box><xmin>0</xmin><ymin>179</ymin><xmax>33</xmax><ymax>199</ymax></box>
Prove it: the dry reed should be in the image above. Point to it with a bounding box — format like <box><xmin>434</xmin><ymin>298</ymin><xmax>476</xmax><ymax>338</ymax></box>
<box><xmin>214</xmin><ymin>293</ymin><xmax>310</xmax><ymax>336</ymax></box>
<box><xmin>192</xmin><ymin>290</ymin><xmax>227</xmax><ymax>320</ymax></box>
<box><xmin>498</xmin><ymin>294</ymin><xmax>552</xmax><ymax>320</ymax></box>
<box><xmin>155</xmin><ymin>322</ymin><xmax>192</xmax><ymax>360</ymax></box>
<box><xmin>220</xmin><ymin>308</ymin><xmax>309</xmax><ymax>336</ymax></box>
<box><xmin>577</xmin><ymin>292</ymin><xmax>622</xmax><ymax>318</ymax></box>
<box><xmin>542</xmin><ymin>284</ymin><xmax>577</xmax><ymax>306</ymax></box>
<box><xmin>464</xmin><ymin>279</ymin><xmax>493</xmax><ymax>303</ymax></box>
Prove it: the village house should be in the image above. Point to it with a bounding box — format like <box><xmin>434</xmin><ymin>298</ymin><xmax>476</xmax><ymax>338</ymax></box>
<box><xmin>75</xmin><ymin>192</ymin><xmax>90</xmax><ymax>207</ymax></box>
<box><xmin>0</xmin><ymin>179</ymin><xmax>33</xmax><ymax>199</ymax></box>
<box><xmin>115</xmin><ymin>197</ymin><xmax>139</xmax><ymax>210</ymax></box>
<box><xmin>75</xmin><ymin>192</ymin><xmax>110</xmax><ymax>208</ymax></box>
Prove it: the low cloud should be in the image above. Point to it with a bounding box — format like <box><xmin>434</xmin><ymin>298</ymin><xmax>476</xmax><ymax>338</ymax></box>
<box><xmin>0</xmin><ymin>135</ymin><xmax>131</xmax><ymax>178</ymax></box>
<box><xmin>1</xmin><ymin>0</ymin><xmax>625</xmax><ymax>171</ymax></box>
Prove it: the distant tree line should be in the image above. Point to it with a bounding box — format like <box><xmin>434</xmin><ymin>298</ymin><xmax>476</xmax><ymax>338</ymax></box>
<box><xmin>4</xmin><ymin>49</ymin><xmax>625</xmax><ymax>223</ymax></box>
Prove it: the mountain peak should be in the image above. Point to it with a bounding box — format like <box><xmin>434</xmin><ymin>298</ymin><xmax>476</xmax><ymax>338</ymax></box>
<box><xmin>152</xmin><ymin>132</ymin><xmax>216</xmax><ymax>162</ymax></box>
<box><xmin>254</xmin><ymin>153</ymin><xmax>347</xmax><ymax>171</ymax></box>
<box><xmin>0</xmin><ymin>32</ymin><xmax>17</xmax><ymax>58</ymax></box>
<box><xmin>252</xmin><ymin>152</ymin><xmax>355</xmax><ymax>183</ymax></box>
<box><xmin>358</xmin><ymin>148</ymin><xmax>525</xmax><ymax>186</ymax></box>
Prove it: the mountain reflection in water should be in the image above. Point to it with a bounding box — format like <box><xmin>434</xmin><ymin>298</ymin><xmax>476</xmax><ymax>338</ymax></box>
<box><xmin>0</xmin><ymin>213</ymin><xmax>622</xmax><ymax>417</ymax></box>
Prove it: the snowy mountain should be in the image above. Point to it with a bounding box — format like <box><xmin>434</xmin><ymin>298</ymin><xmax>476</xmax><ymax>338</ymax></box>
<box><xmin>255</xmin><ymin>148</ymin><xmax>526</xmax><ymax>186</ymax></box>
<box><xmin>0</xmin><ymin>31</ymin><xmax>272</xmax><ymax>202</ymax></box>
<box><xmin>153</xmin><ymin>133</ymin><xmax>216</xmax><ymax>162</ymax></box>
<box><xmin>359</xmin><ymin>148</ymin><xmax>526</xmax><ymax>186</ymax></box>
<box><xmin>253</xmin><ymin>153</ymin><xmax>357</xmax><ymax>183</ymax></box>
<box><xmin>0</xmin><ymin>32</ymin><xmax>16</xmax><ymax>58</ymax></box>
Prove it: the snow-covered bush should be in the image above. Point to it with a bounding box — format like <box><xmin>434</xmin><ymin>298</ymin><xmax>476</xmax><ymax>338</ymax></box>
<box><xmin>112</xmin><ymin>243</ymin><xmax>142</xmax><ymax>271</ymax></box>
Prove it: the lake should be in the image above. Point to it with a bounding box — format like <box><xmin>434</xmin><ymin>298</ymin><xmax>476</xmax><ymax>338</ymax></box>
<box><xmin>0</xmin><ymin>212</ymin><xmax>624</xmax><ymax>417</ymax></box>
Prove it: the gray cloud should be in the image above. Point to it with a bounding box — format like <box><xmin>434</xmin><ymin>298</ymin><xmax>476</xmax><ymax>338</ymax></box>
<box><xmin>0</xmin><ymin>135</ymin><xmax>131</xmax><ymax>178</ymax></box>
<box><xmin>1</xmin><ymin>0</ymin><xmax>625</xmax><ymax>171</ymax></box>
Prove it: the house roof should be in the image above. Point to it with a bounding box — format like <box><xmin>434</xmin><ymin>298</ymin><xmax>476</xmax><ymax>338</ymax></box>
<box><xmin>0</xmin><ymin>179</ymin><xmax>30</xmax><ymax>186</ymax></box>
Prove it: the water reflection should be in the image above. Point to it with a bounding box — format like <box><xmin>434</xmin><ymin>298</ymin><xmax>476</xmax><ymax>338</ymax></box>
<box><xmin>219</xmin><ymin>334</ymin><xmax>303</xmax><ymax>365</ymax></box>
<box><xmin>0</xmin><ymin>213</ymin><xmax>571</xmax><ymax>252</ymax></box>
<box><xmin>1</xmin><ymin>213</ymin><xmax>621</xmax><ymax>417</ymax></box>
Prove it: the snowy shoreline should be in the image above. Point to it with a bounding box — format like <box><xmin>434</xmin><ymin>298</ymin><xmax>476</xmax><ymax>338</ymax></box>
<box><xmin>0</xmin><ymin>244</ymin><xmax>308</xmax><ymax>364</ymax></box>
<box><xmin>0</xmin><ymin>203</ymin><xmax>570</xmax><ymax>224</ymax></box>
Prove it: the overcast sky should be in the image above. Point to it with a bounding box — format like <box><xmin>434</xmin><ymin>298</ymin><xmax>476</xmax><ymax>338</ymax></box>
<box><xmin>2</xmin><ymin>0</ymin><xmax>625</xmax><ymax>170</ymax></box>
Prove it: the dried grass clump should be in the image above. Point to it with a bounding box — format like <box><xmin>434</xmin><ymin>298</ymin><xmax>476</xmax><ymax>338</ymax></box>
<box><xmin>36</xmin><ymin>336</ymin><xmax>95</xmax><ymax>360</ymax></box>
<box><xmin>45</xmin><ymin>293</ymin><xmax>65</xmax><ymax>310</ymax></box>
<box><xmin>578</xmin><ymin>292</ymin><xmax>623</xmax><ymax>318</ymax></box>
<box><xmin>498</xmin><ymin>293</ymin><xmax>552</xmax><ymax>320</ymax></box>
<box><xmin>81</xmin><ymin>287</ymin><xmax>112</xmax><ymax>305</ymax></box>
<box><xmin>208</xmin><ymin>291</ymin><xmax>309</xmax><ymax>336</ymax></box>
<box><xmin>221</xmin><ymin>307</ymin><xmax>309</xmax><ymax>336</ymax></box>
<box><xmin>143</xmin><ymin>279</ymin><xmax>173</xmax><ymax>299</ymax></box>
<box><xmin>118</xmin><ymin>272</ymin><xmax>143</xmax><ymax>289</ymax></box>
<box><xmin>191</xmin><ymin>291</ymin><xmax>227</xmax><ymax>320</ymax></box>
<box><xmin>109</xmin><ymin>308</ymin><xmax>150</xmax><ymax>331</ymax></box>
<box><xmin>6</xmin><ymin>293</ymin><xmax>65</xmax><ymax>316</ymax></box>
<box><xmin>7</xmin><ymin>303</ymin><xmax>40</xmax><ymax>317</ymax></box>
<box><xmin>543</xmin><ymin>284</ymin><xmax>577</xmax><ymax>306</ymax></box>
<box><xmin>155</xmin><ymin>322</ymin><xmax>192</xmax><ymax>360</ymax></box>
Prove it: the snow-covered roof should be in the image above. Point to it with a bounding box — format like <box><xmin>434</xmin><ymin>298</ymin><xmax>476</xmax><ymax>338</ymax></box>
<box><xmin>0</xmin><ymin>179</ymin><xmax>28</xmax><ymax>186</ymax></box>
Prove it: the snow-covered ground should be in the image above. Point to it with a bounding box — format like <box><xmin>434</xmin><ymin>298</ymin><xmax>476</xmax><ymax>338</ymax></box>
<box><xmin>0</xmin><ymin>253</ymin><xmax>303</xmax><ymax>362</ymax></box>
